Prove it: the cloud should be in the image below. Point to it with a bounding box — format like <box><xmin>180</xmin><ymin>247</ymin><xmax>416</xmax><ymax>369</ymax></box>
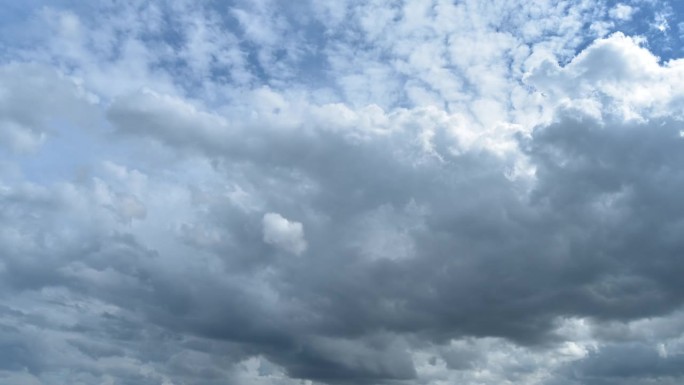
<box><xmin>0</xmin><ymin>63</ymin><xmax>97</xmax><ymax>153</ymax></box>
<box><xmin>3</xmin><ymin>1</ymin><xmax>684</xmax><ymax>385</ymax></box>
<box><xmin>610</xmin><ymin>4</ymin><xmax>636</xmax><ymax>21</ymax></box>
<box><xmin>262</xmin><ymin>213</ymin><xmax>307</xmax><ymax>255</ymax></box>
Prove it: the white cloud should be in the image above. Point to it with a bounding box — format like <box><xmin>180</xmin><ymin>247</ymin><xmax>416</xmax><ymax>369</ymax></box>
<box><xmin>525</xmin><ymin>32</ymin><xmax>684</xmax><ymax>122</ymax></box>
<box><xmin>609</xmin><ymin>4</ymin><xmax>636</xmax><ymax>21</ymax></box>
<box><xmin>654</xmin><ymin>11</ymin><xmax>670</xmax><ymax>33</ymax></box>
<box><xmin>262</xmin><ymin>212</ymin><xmax>307</xmax><ymax>255</ymax></box>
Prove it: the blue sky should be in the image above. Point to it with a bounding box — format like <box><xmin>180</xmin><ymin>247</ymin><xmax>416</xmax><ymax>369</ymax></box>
<box><xmin>2</xmin><ymin>1</ymin><xmax>684</xmax><ymax>385</ymax></box>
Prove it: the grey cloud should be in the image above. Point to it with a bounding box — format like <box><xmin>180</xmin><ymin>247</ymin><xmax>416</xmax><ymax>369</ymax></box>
<box><xmin>438</xmin><ymin>343</ymin><xmax>482</xmax><ymax>371</ymax></box>
<box><xmin>525</xmin><ymin>112</ymin><xmax>684</xmax><ymax>319</ymax></box>
<box><xmin>563</xmin><ymin>342</ymin><xmax>684</xmax><ymax>384</ymax></box>
<box><xmin>99</xmin><ymin>69</ymin><xmax>684</xmax><ymax>383</ymax></box>
<box><xmin>267</xmin><ymin>335</ymin><xmax>417</xmax><ymax>383</ymax></box>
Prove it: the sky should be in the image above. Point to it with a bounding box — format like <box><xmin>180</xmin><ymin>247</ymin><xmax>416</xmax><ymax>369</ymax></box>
<box><xmin>2</xmin><ymin>0</ymin><xmax>684</xmax><ymax>384</ymax></box>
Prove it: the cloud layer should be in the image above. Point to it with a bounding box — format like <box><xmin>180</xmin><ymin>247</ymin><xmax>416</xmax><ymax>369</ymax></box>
<box><xmin>2</xmin><ymin>1</ymin><xmax>684</xmax><ymax>385</ymax></box>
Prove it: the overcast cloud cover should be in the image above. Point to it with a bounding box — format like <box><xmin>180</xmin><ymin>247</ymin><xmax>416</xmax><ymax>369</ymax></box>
<box><xmin>3</xmin><ymin>0</ymin><xmax>684</xmax><ymax>384</ymax></box>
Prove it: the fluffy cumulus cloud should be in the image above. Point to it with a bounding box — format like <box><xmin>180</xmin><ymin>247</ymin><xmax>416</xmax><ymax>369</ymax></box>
<box><xmin>3</xmin><ymin>0</ymin><xmax>684</xmax><ymax>384</ymax></box>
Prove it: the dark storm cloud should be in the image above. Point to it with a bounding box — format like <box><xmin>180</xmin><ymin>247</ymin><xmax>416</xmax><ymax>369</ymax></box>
<box><xmin>101</xmin><ymin>79</ymin><xmax>684</xmax><ymax>383</ymax></box>
<box><xmin>527</xmin><ymin>112</ymin><xmax>684</xmax><ymax>319</ymax></box>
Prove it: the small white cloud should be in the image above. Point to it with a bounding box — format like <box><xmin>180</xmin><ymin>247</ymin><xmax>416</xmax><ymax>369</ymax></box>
<box><xmin>609</xmin><ymin>4</ymin><xmax>635</xmax><ymax>21</ymax></box>
<box><xmin>657</xmin><ymin>343</ymin><xmax>668</xmax><ymax>358</ymax></box>
<box><xmin>653</xmin><ymin>12</ymin><xmax>670</xmax><ymax>33</ymax></box>
<box><xmin>262</xmin><ymin>212</ymin><xmax>307</xmax><ymax>255</ymax></box>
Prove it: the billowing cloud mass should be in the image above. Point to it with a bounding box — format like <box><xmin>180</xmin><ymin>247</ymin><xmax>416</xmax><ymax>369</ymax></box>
<box><xmin>3</xmin><ymin>1</ymin><xmax>684</xmax><ymax>384</ymax></box>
